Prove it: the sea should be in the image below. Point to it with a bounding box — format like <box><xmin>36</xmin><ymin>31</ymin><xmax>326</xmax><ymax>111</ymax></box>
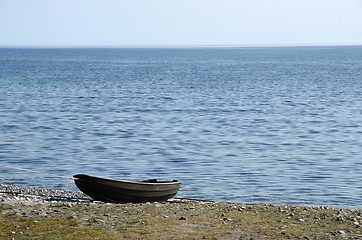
<box><xmin>0</xmin><ymin>46</ymin><xmax>361</xmax><ymax>208</ymax></box>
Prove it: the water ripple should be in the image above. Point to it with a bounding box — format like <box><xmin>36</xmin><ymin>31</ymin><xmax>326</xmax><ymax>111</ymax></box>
<box><xmin>0</xmin><ymin>46</ymin><xmax>362</xmax><ymax>208</ymax></box>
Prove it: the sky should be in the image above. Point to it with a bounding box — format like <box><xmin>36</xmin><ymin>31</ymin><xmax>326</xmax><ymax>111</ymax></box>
<box><xmin>0</xmin><ymin>0</ymin><xmax>362</xmax><ymax>46</ymax></box>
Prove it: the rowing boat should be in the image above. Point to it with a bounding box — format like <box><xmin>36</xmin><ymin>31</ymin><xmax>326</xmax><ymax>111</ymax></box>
<box><xmin>73</xmin><ymin>174</ymin><xmax>181</xmax><ymax>203</ymax></box>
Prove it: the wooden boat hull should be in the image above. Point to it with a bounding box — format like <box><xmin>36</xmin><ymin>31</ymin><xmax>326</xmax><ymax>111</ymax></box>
<box><xmin>73</xmin><ymin>174</ymin><xmax>181</xmax><ymax>203</ymax></box>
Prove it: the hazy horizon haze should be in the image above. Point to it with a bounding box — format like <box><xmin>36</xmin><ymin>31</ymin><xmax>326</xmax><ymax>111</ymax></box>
<box><xmin>1</xmin><ymin>0</ymin><xmax>362</xmax><ymax>47</ymax></box>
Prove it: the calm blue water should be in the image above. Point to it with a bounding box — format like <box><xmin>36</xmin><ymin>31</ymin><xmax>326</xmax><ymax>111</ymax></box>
<box><xmin>0</xmin><ymin>46</ymin><xmax>361</xmax><ymax>208</ymax></box>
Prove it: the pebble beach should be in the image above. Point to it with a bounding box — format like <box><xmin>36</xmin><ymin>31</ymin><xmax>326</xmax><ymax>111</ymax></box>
<box><xmin>1</xmin><ymin>184</ymin><xmax>362</xmax><ymax>239</ymax></box>
<box><xmin>0</xmin><ymin>184</ymin><xmax>91</xmax><ymax>203</ymax></box>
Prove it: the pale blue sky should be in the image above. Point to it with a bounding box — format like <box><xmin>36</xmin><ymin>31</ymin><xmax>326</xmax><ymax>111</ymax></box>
<box><xmin>1</xmin><ymin>0</ymin><xmax>362</xmax><ymax>46</ymax></box>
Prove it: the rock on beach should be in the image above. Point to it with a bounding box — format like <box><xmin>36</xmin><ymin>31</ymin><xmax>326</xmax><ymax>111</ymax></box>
<box><xmin>0</xmin><ymin>184</ymin><xmax>91</xmax><ymax>203</ymax></box>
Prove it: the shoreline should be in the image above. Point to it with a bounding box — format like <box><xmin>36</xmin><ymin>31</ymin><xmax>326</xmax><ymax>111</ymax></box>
<box><xmin>1</xmin><ymin>184</ymin><xmax>362</xmax><ymax>239</ymax></box>
<box><xmin>0</xmin><ymin>183</ymin><xmax>92</xmax><ymax>203</ymax></box>
<box><xmin>1</xmin><ymin>183</ymin><xmax>360</xmax><ymax>209</ymax></box>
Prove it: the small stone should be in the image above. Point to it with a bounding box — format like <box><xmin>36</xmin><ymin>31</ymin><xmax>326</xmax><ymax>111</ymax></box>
<box><xmin>179</xmin><ymin>217</ymin><xmax>187</xmax><ymax>220</ymax></box>
<box><xmin>337</xmin><ymin>230</ymin><xmax>346</xmax><ymax>235</ymax></box>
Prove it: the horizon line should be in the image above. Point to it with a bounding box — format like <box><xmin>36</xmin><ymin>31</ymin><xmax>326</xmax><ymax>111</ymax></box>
<box><xmin>1</xmin><ymin>42</ymin><xmax>362</xmax><ymax>49</ymax></box>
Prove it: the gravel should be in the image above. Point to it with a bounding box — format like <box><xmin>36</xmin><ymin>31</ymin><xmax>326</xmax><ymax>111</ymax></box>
<box><xmin>1</xmin><ymin>184</ymin><xmax>362</xmax><ymax>239</ymax></box>
<box><xmin>0</xmin><ymin>184</ymin><xmax>92</xmax><ymax>203</ymax></box>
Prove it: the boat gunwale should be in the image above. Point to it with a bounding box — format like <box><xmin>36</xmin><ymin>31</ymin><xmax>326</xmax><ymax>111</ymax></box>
<box><xmin>73</xmin><ymin>174</ymin><xmax>182</xmax><ymax>186</ymax></box>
